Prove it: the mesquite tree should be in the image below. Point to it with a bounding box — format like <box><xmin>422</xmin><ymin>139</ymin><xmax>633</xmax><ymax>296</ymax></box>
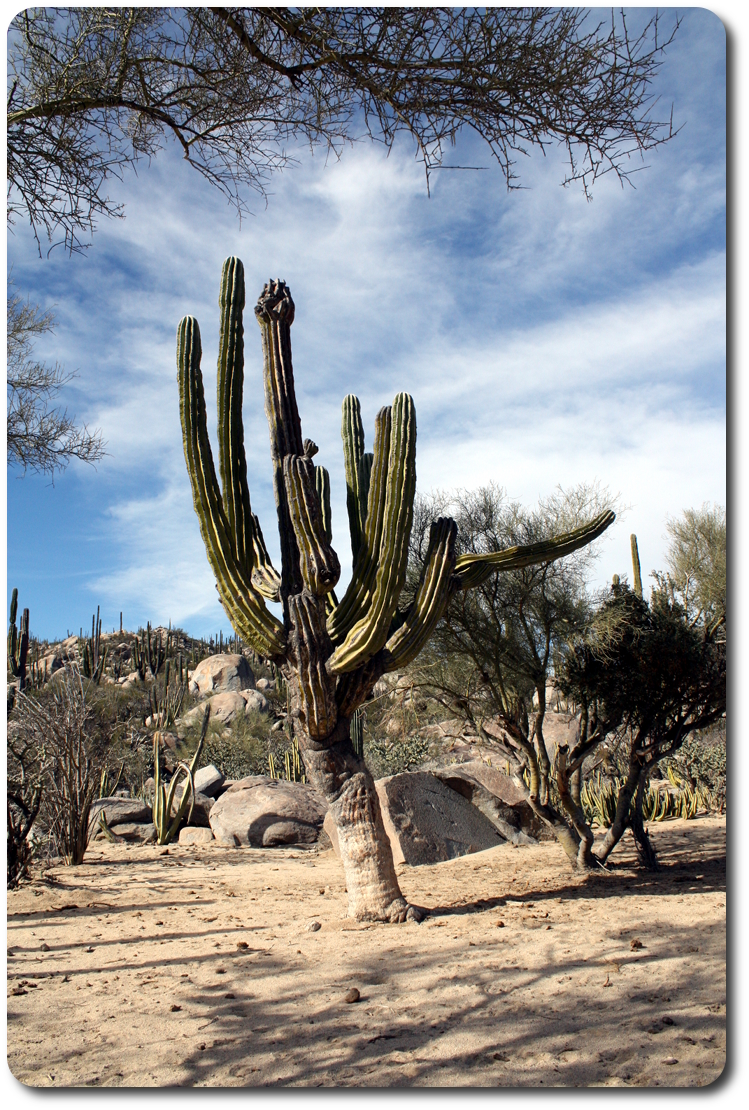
<box><xmin>177</xmin><ymin>257</ymin><xmax>614</xmax><ymax>921</ymax></box>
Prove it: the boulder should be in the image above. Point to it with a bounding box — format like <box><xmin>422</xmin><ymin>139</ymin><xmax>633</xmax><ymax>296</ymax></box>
<box><xmin>89</xmin><ymin>797</ymin><xmax>151</xmax><ymax>830</ymax></box>
<box><xmin>255</xmin><ymin>677</ymin><xmax>273</xmax><ymax>693</ymax></box>
<box><xmin>209</xmin><ymin>776</ymin><xmax>327</xmax><ymax>847</ymax></box>
<box><xmin>241</xmin><ymin>689</ymin><xmax>270</xmax><ymax>715</ymax></box>
<box><xmin>189</xmin><ymin>653</ymin><xmax>255</xmax><ymax>696</ymax></box>
<box><xmin>538</xmin><ymin>711</ymin><xmax>580</xmax><ymax>762</ymax></box>
<box><xmin>171</xmin><ymin>789</ymin><xmax>216</xmax><ymax>828</ymax></box>
<box><xmin>92</xmin><ymin>821</ymin><xmax>156</xmax><ymax>844</ymax></box>
<box><xmin>375</xmin><ymin>772</ymin><xmax>503</xmax><ymax>866</ymax></box>
<box><xmin>432</xmin><ymin>762</ymin><xmax>543</xmax><ymax>844</ymax></box>
<box><xmin>193</xmin><ymin>764</ymin><xmax>226</xmax><ymax>798</ymax></box>
<box><xmin>179</xmin><ymin>827</ymin><xmax>215</xmax><ymax>846</ymax></box>
<box><xmin>180</xmin><ymin>690</ymin><xmax>246</xmax><ymax>728</ymax></box>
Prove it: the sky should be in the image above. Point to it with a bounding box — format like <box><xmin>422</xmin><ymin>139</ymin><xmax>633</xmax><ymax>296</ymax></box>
<box><xmin>6</xmin><ymin>8</ymin><xmax>726</xmax><ymax>643</ymax></box>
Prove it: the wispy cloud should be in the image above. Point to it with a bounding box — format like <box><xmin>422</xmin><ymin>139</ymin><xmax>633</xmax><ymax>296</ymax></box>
<box><xmin>7</xmin><ymin>10</ymin><xmax>725</xmax><ymax>637</ymax></box>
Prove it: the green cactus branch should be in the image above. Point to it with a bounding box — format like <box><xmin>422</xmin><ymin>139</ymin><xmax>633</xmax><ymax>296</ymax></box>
<box><xmin>327</xmin><ymin>403</ymin><xmax>393</xmax><ymax>645</ymax></box>
<box><xmin>342</xmin><ymin>394</ymin><xmax>367</xmax><ymax>563</ymax></box>
<box><xmin>177</xmin><ymin>313</ymin><xmax>286</xmax><ymax>658</ymax></box>
<box><xmin>383</xmin><ymin>516</ymin><xmax>458</xmax><ymax>670</ymax></box>
<box><xmin>451</xmin><ymin>509</ymin><xmax>616</xmax><ymax>592</ymax></box>
<box><xmin>630</xmin><ymin>533</ymin><xmax>643</xmax><ymax>598</ymax></box>
<box><xmin>328</xmin><ymin>393</ymin><xmax>417</xmax><ymax>674</ymax></box>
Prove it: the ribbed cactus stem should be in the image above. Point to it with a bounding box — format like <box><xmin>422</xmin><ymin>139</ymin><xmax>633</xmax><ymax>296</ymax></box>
<box><xmin>452</xmin><ymin>510</ymin><xmax>616</xmax><ymax>591</ymax></box>
<box><xmin>630</xmin><ymin>533</ymin><xmax>643</xmax><ymax>598</ymax></box>
<box><xmin>329</xmin><ymin>393</ymin><xmax>417</xmax><ymax>674</ymax></box>
<box><xmin>254</xmin><ymin>279</ymin><xmax>304</xmax><ymax>601</ymax></box>
<box><xmin>216</xmin><ymin>257</ymin><xmax>255</xmax><ymax>579</ymax></box>
<box><xmin>342</xmin><ymin>395</ymin><xmax>367</xmax><ymax>562</ymax></box>
<box><xmin>383</xmin><ymin>517</ymin><xmax>458</xmax><ymax>670</ymax></box>
<box><xmin>8</xmin><ymin>587</ymin><xmax>19</xmax><ymax>676</ymax></box>
<box><xmin>283</xmin><ymin>453</ymin><xmax>340</xmax><ymax>596</ymax></box>
<box><xmin>327</xmin><ymin>404</ymin><xmax>392</xmax><ymax>644</ymax></box>
<box><xmin>178</xmin><ymin>313</ymin><xmax>286</xmax><ymax>658</ymax></box>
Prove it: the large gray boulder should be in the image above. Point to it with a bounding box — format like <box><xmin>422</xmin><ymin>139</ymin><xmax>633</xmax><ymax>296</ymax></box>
<box><xmin>171</xmin><ymin>789</ymin><xmax>216</xmax><ymax>828</ymax></box>
<box><xmin>89</xmin><ymin>797</ymin><xmax>151</xmax><ymax>830</ymax></box>
<box><xmin>189</xmin><ymin>653</ymin><xmax>255</xmax><ymax>696</ymax></box>
<box><xmin>209</xmin><ymin>776</ymin><xmax>327</xmax><ymax>847</ymax></box>
<box><xmin>432</xmin><ymin>761</ymin><xmax>547</xmax><ymax>844</ymax></box>
<box><xmin>375</xmin><ymin>771</ymin><xmax>503</xmax><ymax>866</ymax></box>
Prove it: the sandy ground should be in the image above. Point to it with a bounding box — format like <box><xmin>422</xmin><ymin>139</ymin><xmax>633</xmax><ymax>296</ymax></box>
<box><xmin>7</xmin><ymin>815</ymin><xmax>725</xmax><ymax>1089</ymax></box>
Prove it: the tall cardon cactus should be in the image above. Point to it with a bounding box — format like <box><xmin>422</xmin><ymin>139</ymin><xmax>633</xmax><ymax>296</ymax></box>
<box><xmin>178</xmin><ymin>258</ymin><xmax>615</xmax><ymax>922</ymax></box>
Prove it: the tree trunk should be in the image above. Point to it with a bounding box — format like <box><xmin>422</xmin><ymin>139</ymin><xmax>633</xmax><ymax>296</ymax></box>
<box><xmin>302</xmin><ymin>734</ymin><xmax>421</xmax><ymax>922</ymax></box>
<box><xmin>595</xmin><ymin>757</ymin><xmax>640</xmax><ymax>865</ymax></box>
<box><xmin>630</xmin><ymin>764</ymin><xmax>658</xmax><ymax>870</ymax></box>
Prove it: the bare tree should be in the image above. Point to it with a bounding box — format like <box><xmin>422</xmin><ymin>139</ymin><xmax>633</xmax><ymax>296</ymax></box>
<box><xmin>7</xmin><ymin>280</ymin><xmax>106</xmax><ymax>476</ymax></box>
<box><xmin>8</xmin><ymin>7</ymin><xmax>679</xmax><ymax>253</ymax></box>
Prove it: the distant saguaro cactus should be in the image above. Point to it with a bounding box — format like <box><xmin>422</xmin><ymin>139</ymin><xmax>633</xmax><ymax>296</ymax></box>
<box><xmin>178</xmin><ymin>257</ymin><xmax>615</xmax><ymax>922</ymax></box>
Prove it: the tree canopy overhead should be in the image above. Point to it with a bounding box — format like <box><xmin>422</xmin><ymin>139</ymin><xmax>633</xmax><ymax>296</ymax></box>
<box><xmin>8</xmin><ymin>6</ymin><xmax>679</xmax><ymax>253</ymax></box>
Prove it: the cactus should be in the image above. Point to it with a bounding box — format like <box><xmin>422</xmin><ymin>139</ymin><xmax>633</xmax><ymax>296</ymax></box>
<box><xmin>8</xmin><ymin>587</ymin><xmax>19</xmax><ymax>675</ymax></box>
<box><xmin>149</xmin><ymin>658</ymin><xmax>187</xmax><ymax>729</ymax></box>
<box><xmin>81</xmin><ymin>606</ymin><xmax>108</xmax><ymax>684</ymax></box>
<box><xmin>8</xmin><ymin>590</ymin><xmax>30</xmax><ymax>690</ymax></box>
<box><xmin>178</xmin><ymin>258</ymin><xmax>615</xmax><ymax>922</ymax></box>
<box><xmin>630</xmin><ymin>534</ymin><xmax>643</xmax><ymax>598</ymax></box>
<box><xmin>152</xmin><ymin>705</ymin><xmax>210</xmax><ymax>844</ymax></box>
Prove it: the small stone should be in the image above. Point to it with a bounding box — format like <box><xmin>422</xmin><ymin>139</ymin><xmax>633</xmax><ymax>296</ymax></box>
<box><xmin>344</xmin><ymin>988</ymin><xmax>360</xmax><ymax>1004</ymax></box>
<box><xmin>306</xmin><ymin>920</ymin><xmax>322</xmax><ymax>932</ymax></box>
<box><xmin>86</xmin><ymin>946</ymin><xmax>95</xmax><ymax>953</ymax></box>
<box><xmin>224</xmin><ymin>993</ymin><xmax>236</xmax><ymax>999</ymax></box>
<box><xmin>664</xmin><ymin>1057</ymin><xmax>678</xmax><ymax>1065</ymax></box>
<box><xmin>40</xmin><ymin>943</ymin><xmax>50</xmax><ymax>951</ymax></box>
<box><xmin>662</xmin><ymin>1015</ymin><xmax>675</xmax><ymax>1025</ymax></box>
<box><xmin>10</xmin><ymin>987</ymin><xmax>28</xmax><ymax>996</ymax></box>
<box><xmin>171</xmin><ymin>1004</ymin><xmax>181</xmax><ymax>1012</ymax></box>
<box><xmin>236</xmin><ymin>940</ymin><xmax>249</xmax><ymax>950</ymax></box>
<box><xmin>496</xmin><ymin>921</ymin><xmax>505</xmax><ymax>928</ymax></box>
<box><xmin>630</xmin><ymin>938</ymin><xmax>643</xmax><ymax>950</ymax></box>
<box><xmin>160</xmin><ymin>848</ymin><xmax>169</xmax><ymax>856</ymax></box>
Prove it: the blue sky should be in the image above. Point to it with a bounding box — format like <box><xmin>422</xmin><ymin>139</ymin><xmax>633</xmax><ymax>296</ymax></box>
<box><xmin>6</xmin><ymin>8</ymin><xmax>726</xmax><ymax>643</ymax></box>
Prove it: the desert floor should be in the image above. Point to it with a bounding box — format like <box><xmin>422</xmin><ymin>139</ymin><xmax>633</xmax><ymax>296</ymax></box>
<box><xmin>7</xmin><ymin>815</ymin><xmax>725</xmax><ymax>1088</ymax></box>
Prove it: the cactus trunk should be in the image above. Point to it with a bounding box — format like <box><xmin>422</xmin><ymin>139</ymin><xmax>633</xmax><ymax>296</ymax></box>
<box><xmin>178</xmin><ymin>259</ymin><xmax>615</xmax><ymax>922</ymax></box>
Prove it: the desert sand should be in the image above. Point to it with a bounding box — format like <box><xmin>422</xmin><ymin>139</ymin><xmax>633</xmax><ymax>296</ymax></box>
<box><xmin>7</xmin><ymin>815</ymin><xmax>725</xmax><ymax>1088</ymax></box>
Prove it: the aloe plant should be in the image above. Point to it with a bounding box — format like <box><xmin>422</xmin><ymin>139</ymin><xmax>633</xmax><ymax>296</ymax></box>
<box><xmin>178</xmin><ymin>257</ymin><xmax>614</xmax><ymax>920</ymax></box>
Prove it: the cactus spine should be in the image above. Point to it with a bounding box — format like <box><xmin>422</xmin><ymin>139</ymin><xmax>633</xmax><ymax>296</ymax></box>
<box><xmin>178</xmin><ymin>258</ymin><xmax>615</xmax><ymax>922</ymax></box>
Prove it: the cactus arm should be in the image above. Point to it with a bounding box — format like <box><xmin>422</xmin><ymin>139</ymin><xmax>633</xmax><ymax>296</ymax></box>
<box><xmin>283</xmin><ymin>453</ymin><xmax>341</xmax><ymax>596</ymax></box>
<box><xmin>382</xmin><ymin>517</ymin><xmax>458</xmax><ymax>671</ymax></box>
<box><xmin>359</xmin><ymin>452</ymin><xmax>374</xmax><ymax>523</ymax></box>
<box><xmin>216</xmin><ymin>256</ymin><xmax>255</xmax><ymax>579</ymax></box>
<box><xmin>341</xmin><ymin>395</ymin><xmax>367</xmax><ymax>562</ymax></box>
<box><xmin>630</xmin><ymin>533</ymin><xmax>643</xmax><ymax>598</ymax></box>
<box><xmin>315</xmin><ymin>465</ymin><xmax>333</xmax><ymax>544</ymax></box>
<box><xmin>327</xmin><ymin>404</ymin><xmax>392</xmax><ymax>644</ymax></box>
<box><xmin>178</xmin><ymin>314</ymin><xmax>286</xmax><ymax>658</ymax></box>
<box><xmin>254</xmin><ymin>279</ymin><xmax>305</xmax><ymax>602</ymax></box>
<box><xmin>249</xmin><ymin>512</ymin><xmax>282</xmax><ymax>601</ymax></box>
<box><xmin>329</xmin><ymin>393</ymin><xmax>417</xmax><ymax>674</ymax></box>
<box><xmin>452</xmin><ymin>510</ymin><xmax>616</xmax><ymax>591</ymax></box>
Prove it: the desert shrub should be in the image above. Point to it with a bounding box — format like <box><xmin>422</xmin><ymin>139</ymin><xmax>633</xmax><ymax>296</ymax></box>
<box><xmin>363</xmin><ymin>734</ymin><xmax>431</xmax><ymax>779</ymax></box>
<box><xmin>662</xmin><ymin>724</ymin><xmax>726</xmax><ymax>812</ymax></box>
<box><xmin>11</xmin><ymin>665</ymin><xmax>108</xmax><ymax>865</ymax></box>
<box><xmin>191</xmin><ymin>708</ymin><xmax>279</xmax><ymax>780</ymax></box>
